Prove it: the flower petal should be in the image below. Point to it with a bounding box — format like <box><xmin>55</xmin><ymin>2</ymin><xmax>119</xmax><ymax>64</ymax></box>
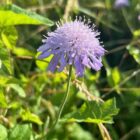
<box><xmin>37</xmin><ymin>19</ymin><xmax>105</xmax><ymax>77</ymax></box>
<box><xmin>37</xmin><ymin>44</ymin><xmax>51</xmax><ymax>52</ymax></box>
<box><xmin>48</xmin><ymin>54</ymin><xmax>61</xmax><ymax>72</ymax></box>
<box><xmin>89</xmin><ymin>60</ymin><xmax>102</xmax><ymax>71</ymax></box>
<box><xmin>58</xmin><ymin>54</ymin><xmax>67</xmax><ymax>72</ymax></box>
<box><xmin>38</xmin><ymin>50</ymin><xmax>52</xmax><ymax>59</ymax></box>
<box><xmin>82</xmin><ymin>56</ymin><xmax>91</xmax><ymax>68</ymax></box>
<box><xmin>74</xmin><ymin>56</ymin><xmax>84</xmax><ymax>77</ymax></box>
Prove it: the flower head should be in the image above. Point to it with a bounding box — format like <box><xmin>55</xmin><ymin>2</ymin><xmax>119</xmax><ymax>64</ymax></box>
<box><xmin>114</xmin><ymin>0</ymin><xmax>129</xmax><ymax>8</ymax></box>
<box><xmin>37</xmin><ymin>17</ymin><xmax>105</xmax><ymax>77</ymax></box>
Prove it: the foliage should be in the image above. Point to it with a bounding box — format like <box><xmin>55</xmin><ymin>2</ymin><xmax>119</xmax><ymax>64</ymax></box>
<box><xmin>63</xmin><ymin>98</ymin><xmax>119</xmax><ymax>124</ymax></box>
<box><xmin>0</xmin><ymin>0</ymin><xmax>140</xmax><ymax>140</ymax></box>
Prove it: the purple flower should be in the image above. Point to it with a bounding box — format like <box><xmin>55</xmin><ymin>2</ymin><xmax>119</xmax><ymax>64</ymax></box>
<box><xmin>114</xmin><ymin>0</ymin><xmax>129</xmax><ymax>8</ymax></box>
<box><xmin>37</xmin><ymin>18</ymin><xmax>105</xmax><ymax>77</ymax></box>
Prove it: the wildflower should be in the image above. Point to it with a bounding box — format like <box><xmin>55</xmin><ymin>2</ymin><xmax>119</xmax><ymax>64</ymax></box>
<box><xmin>114</xmin><ymin>0</ymin><xmax>129</xmax><ymax>8</ymax></box>
<box><xmin>37</xmin><ymin>17</ymin><xmax>105</xmax><ymax>77</ymax></box>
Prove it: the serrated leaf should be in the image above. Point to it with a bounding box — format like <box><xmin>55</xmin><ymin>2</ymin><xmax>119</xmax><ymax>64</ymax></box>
<box><xmin>0</xmin><ymin>4</ymin><xmax>54</xmax><ymax>26</ymax></box>
<box><xmin>7</xmin><ymin>84</ymin><xmax>26</xmax><ymax>98</ymax></box>
<box><xmin>20</xmin><ymin>110</ymin><xmax>43</xmax><ymax>125</ymax></box>
<box><xmin>63</xmin><ymin>98</ymin><xmax>119</xmax><ymax>124</ymax></box>
<box><xmin>101</xmin><ymin>98</ymin><xmax>119</xmax><ymax>121</ymax></box>
<box><xmin>0</xmin><ymin>124</ymin><xmax>8</xmax><ymax>140</ymax></box>
<box><xmin>9</xmin><ymin>124</ymin><xmax>32</xmax><ymax>140</ymax></box>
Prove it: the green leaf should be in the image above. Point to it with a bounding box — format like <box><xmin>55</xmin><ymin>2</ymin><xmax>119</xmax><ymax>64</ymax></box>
<box><xmin>0</xmin><ymin>4</ymin><xmax>54</xmax><ymax>26</ymax></box>
<box><xmin>7</xmin><ymin>84</ymin><xmax>26</xmax><ymax>98</ymax></box>
<box><xmin>0</xmin><ymin>87</ymin><xmax>7</xmax><ymax>108</ymax></box>
<box><xmin>0</xmin><ymin>41</ymin><xmax>12</xmax><ymax>75</ymax></box>
<box><xmin>8</xmin><ymin>101</ymin><xmax>21</xmax><ymax>109</ymax></box>
<box><xmin>63</xmin><ymin>98</ymin><xmax>119</xmax><ymax>124</ymax></box>
<box><xmin>111</xmin><ymin>67</ymin><xmax>121</xmax><ymax>86</ymax></box>
<box><xmin>13</xmin><ymin>47</ymin><xmax>35</xmax><ymax>57</ymax></box>
<box><xmin>1</xmin><ymin>26</ymin><xmax>18</xmax><ymax>49</ymax></box>
<box><xmin>9</xmin><ymin>124</ymin><xmax>32</xmax><ymax>140</ymax></box>
<box><xmin>104</xmin><ymin>58</ymin><xmax>121</xmax><ymax>93</ymax></box>
<box><xmin>0</xmin><ymin>76</ymin><xmax>9</xmax><ymax>86</ymax></box>
<box><xmin>127</xmin><ymin>45</ymin><xmax>140</xmax><ymax>64</ymax></box>
<box><xmin>67</xmin><ymin>123</ymin><xmax>94</xmax><ymax>140</ymax></box>
<box><xmin>107</xmin><ymin>67</ymin><xmax>121</xmax><ymax>93</ymax></box>
<box><xmin>106</xmin><ymin>67</ymin><xmax>121</xmax><ymax>87</ymax></box>
<box><xmin>0</xmin><ymin>124</ymin><xmax>8</xmax><ymax>140</ymax></box>
<box><xmin>101</xmin><ymin>98</ymin><xmax>119</xmax><ymax>121</ymax></box>
<box><xmin>20</xmin><ymin>110</ymin><xmax>43</xmax><ymax>125</ymax></box>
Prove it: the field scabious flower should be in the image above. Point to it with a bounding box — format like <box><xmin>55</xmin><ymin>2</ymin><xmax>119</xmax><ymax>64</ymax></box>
<box><xmin>37</xmin><ymin>17</ymin><xmax>105</xmax><ymax>77</ymax></box>
<box><xmin>114</xmin><ymin>0</ymin><xmax>129</xmax><ymax>8</ymax></box>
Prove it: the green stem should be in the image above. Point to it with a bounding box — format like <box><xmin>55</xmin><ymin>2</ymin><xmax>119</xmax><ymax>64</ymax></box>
<box><xmin>98</xmin><ymin>123</ymin><xmax>111</xmax><ymax>140</ymax></box>
<box><xmin>53</xmin><ymin>65</ymin><xmax>72</xmax><ymax>127</ymax></box>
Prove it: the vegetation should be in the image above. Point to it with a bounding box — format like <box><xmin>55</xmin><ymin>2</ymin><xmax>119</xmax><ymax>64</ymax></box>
<box><xmin>0</xmin><ymin>0</ymin><xmax>140</xmax><ymax>140</ymax></box>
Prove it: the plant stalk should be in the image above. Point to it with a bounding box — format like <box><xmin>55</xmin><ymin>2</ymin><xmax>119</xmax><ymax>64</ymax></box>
<box><xmin>53</xmin><ymin>65</ymin><xmax>72</xmax><ymax>127</ymax></box>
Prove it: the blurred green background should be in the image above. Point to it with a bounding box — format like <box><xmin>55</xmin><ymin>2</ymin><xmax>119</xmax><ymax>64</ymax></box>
<box><xmin>0</xmin><ymin>0</ymin><xmax>140</xmax><ymax>140</ymax></box>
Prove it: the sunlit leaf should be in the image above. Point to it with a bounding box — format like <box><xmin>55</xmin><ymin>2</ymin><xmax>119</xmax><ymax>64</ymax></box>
<box><xmin>13</xmin><ymin>47</ymin><xmax>35</xmax><ymax>57</ymax></box>
<box><xmin>0</xmin><ymin>41</ymin><xmax>12</xmax><ymax>74</ymax></box>
<box><xmin>0</xmin><ymin>4</ymin><xmax>54</xmax><ymax>26</ymax></box>
<box><xmin>127</xmin><ymin>45</ymin><xmax>140</xmax><ymax>64</ymax></box>
<box><xmin>112</xmin><ymin>67</ymin><xmax>121</xmax><ymax>86</ymax></box>
<box><xmin>20</xmin><ymin>110</ymin><xmax>43</xmax><ymax>125</ymax></box>
<box><xmin>8</xmin><ymin>101</ymin><xmax>21</xmax><ymax>109</ymax></box>
<box><xmin>0</xmin><ymin>76</ymin><xmax>10</xmax><ymax>86</ymax></box>
<box><xmin>7</xmin><ymin>84</ymin><xmax>26</xmax><ymax>98</ymax></box>
<box><xmin>1</xmin><ymin>26</ymin><xmax>18</xmax><ymax>49</ymax></box>
<box><xmin>106</xmin><ymin>67</ymin><xmax>121</xmax><ymax>86</ymax></box>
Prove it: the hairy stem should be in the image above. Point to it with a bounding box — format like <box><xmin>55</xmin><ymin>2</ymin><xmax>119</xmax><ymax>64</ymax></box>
<box><xmin>53</xmin><ymin>65</ymin><xmax>72</xmax><ymax>127</ymax></box>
